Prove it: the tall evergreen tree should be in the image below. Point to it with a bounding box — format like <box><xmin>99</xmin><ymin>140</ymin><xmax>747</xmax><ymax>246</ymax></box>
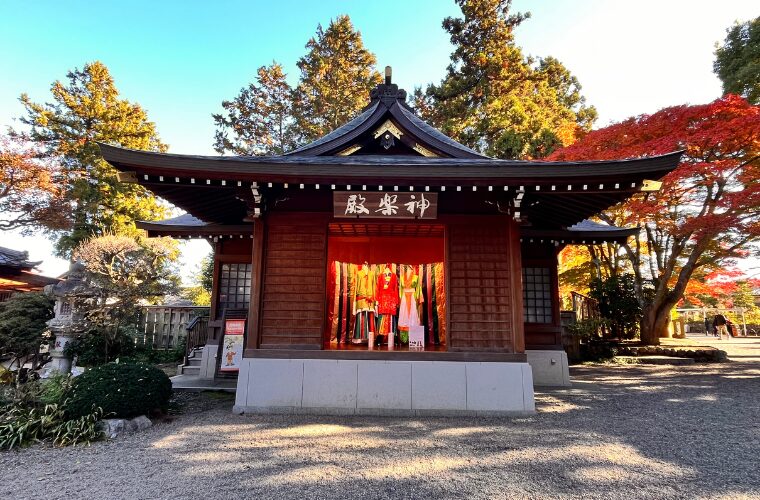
<box><xmin>213</xmin><ymin>62</ymin><xmax>296</xmax><ymax>155</ymax></box>
<box><xmin>17</xmin><ymin>61</ymin><xmax>168</xmax><ymax>256</ymax></box>
<box><xmin>414</xmin><ymin>0</ymin><xmax>596</xmax><ymax>159</ymax></box>
<box><xmin>291</xmin><ymin>15</ymin><xmax>382</xmax><ymax>143</ymax></box>
<box><xmin>714</xmin><ymin>17</ymin><xmax>760</xmax><ymax>105</ymax></box>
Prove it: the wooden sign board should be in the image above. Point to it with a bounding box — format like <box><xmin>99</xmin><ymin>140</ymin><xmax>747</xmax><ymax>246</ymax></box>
<box><xmin>220</xmin><ymin>319</ymin><xmax>245</xmax><ymax>372</ymax></box>
<box><xmin>334</xmin><ymin>192</ymin><xmax>438</xmax><ymax>219</ymax></box>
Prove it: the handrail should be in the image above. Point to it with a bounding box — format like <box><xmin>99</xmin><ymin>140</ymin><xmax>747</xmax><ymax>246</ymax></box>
<box><xmin>184</xmin><ymin>315</ymin><xmax>210</xmax><ymax>366</ymax></box>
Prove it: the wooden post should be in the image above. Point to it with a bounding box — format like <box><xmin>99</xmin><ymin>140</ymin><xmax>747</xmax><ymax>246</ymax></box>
<box><xmin>246</xmin><ymin>219</ymin><xmax>266</xmax><ymax>351</ymax></box>
<box><xmin>508</xmin><ymin>218</ymin><xmax>525</xmax><ymax>353</ymax></box>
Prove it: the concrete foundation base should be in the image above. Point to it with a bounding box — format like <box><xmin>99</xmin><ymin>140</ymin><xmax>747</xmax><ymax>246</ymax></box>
<box><xmin>233</xmin><ymin>358</ymin><xmax>535</xmax><ymax>416</ymax></box>
<box><xmin>526</xmin><ymin>350</ymin><xmax>571</xmax><ymax>387</ymax></box>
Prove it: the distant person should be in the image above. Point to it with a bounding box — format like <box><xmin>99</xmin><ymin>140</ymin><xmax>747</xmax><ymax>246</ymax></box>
<box><xmin>726</xmin><ymin>320</ymin><xmax>735</xmax><ymax>338</ymax></box>
<box><xmin>713</xmin><ymin>314</ymin><xmax>729</xmax><ymax>340</ymax></box>
<box><xmin>704</xmin><ymin>317</ymin><xmax>711</xmax><ymax>336</ymax></box>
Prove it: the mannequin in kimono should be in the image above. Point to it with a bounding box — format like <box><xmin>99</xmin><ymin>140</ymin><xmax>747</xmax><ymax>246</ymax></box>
<box><xmin>351</xmin><ymin>261</ymin><xmax>376</xmax><ymax>344</ymax></box>
<box><xmin>375</xmin><ymin>263</ymin><xmax>399</xmax><ymax>345</ymax></box>
<box><xmin>397</xmin><ymin>264</ymin><xmax>423</xmax><ymax>344</ymax></box>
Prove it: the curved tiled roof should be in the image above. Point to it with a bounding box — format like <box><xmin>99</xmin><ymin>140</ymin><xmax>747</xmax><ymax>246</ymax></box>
<box><xmin>396</xmin><ymin>104</ymin><xmax>485</xmax><ymax>158</ymax></box>
<box><xmin>285</xmin><ymin>103</ymin><xmax>380</xmax><ymax>156</ymax></box>
<box><xmin>284</xmin><ymin>80</ymin><xmax>487</xmax><ymax>158</ymax></box>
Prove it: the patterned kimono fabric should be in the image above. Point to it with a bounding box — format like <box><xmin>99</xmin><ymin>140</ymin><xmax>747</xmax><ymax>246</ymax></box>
<box><xmin>328</xmin><ymin>261</ymin><xmax>340</xmax><ymax>343</ymax></box>
<box><xmin>425</xmin><ymin>264</ymin><xmax>437</xmax><ymax>345</ymax></box>
<box><xmin>337</xmin><ymin>262</ymin><xmax>350</xmax><ymax>342</ymax></box>
<box><xmin>434</xmin><ymin>262</ymin><xmax>446</xmax><ymax>344</ymax></box>
<box><xmin>375</xmin><ymin>264</ymin><xmax>399</xmax><ymax>345</ymax></box>
<box><xmin>397</xmin><ymin>264</ymin><xmax>423</xmax><ymax>344</ymax></box>
<box><xmin>352</xmin><ymin>263</ymin><xmax>376</xmax><ymax>344</ymax></box>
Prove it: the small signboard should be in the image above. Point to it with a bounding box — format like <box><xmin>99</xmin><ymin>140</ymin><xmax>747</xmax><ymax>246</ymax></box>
<box><xmin>220</xmin><ymin>319</ymin><xmax>245</xmax><ymax>372</ymax></box>
<box><xmin>408</xmin><ymin>325</ymin><xmax>425</xmax><ymax>348</ymax></box>
<box><xmin>334</xmin><ymin>192</ymin><xmax>438</xmax><ymax>219</ymax></box>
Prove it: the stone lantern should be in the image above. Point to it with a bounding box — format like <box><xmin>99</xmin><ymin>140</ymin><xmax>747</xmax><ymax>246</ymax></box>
<box><xmin>43</xmin><ymin>262</ymin><xmax>96</xmax><ymax>375</ymax></box>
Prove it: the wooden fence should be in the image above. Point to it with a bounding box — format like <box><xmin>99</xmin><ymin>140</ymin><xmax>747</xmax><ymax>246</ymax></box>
<box><xmin>138</xmin><ymin>306</ymin><xmax>210</xmax><ymax>349</ymax></box>
<box><xmin>570</xmin><ymin>291</ymin><xmax>600</xmax><ymax>321</ymax></box>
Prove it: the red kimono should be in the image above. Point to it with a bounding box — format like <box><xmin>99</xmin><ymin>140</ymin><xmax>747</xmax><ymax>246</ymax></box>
<box><xmin>376</xmin><ymin>265</ymin><xmax>399</xmax><ymax>337</ymax></box>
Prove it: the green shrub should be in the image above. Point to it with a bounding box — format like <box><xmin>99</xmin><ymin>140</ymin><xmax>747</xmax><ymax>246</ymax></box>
<box><xmin>0</xmin><ymin>403</ymin><xmax>102</xmax><ymax>450</ymax></box>
<box><xmin>39</xmin><ymin>373</ymin><xmax>73</xmax><ymax>405</ymax></box>
<box><xmin>50</xmin><ymin>407</ymin><xmax>103</xmax><ymax>446</ymax></box>
<box><xmin>65</xmin><ymin>362</ymin><xmax>172</xmax><ymax>419</ymax></box>
<box><xmin>64</xmin><ymin>326</ymin><xmax>137</xmax><ymax>367</ymax></box>
<box><xmin>124</xmin><ymin>339</ymin><xmax>186</xmax><ymax>365</ymax></box>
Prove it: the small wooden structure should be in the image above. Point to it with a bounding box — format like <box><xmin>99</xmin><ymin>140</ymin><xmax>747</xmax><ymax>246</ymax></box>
<box><xmin>100</xmin><ymin>70</ymin><xmax>680</xmax><ymax>414</ymax></box>
<box><xmin>0</xmin><ymin>246</ymin><xmax>59</xmax><ymax>302</ymax></box>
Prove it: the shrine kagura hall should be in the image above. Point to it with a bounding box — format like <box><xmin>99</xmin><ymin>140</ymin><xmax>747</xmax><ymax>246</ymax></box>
<box><xmin>100</xmin><ymin>73</ymin><xmax>680</xmax><ymax>415</ymax></box>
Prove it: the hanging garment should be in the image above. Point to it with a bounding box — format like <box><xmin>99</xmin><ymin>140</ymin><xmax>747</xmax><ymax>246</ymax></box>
<box><xmin>351</xmin><ymin>264</ymin><xmax>376</xmax><ymax>343</ymax></box>
<box><xmin>375</xmin><ymin>264</ymin><xmax>399</xmax><ymax>341</ymax></box>
<box><xmin>328</xmin><ymin>261</ymin><xmax>340</xmax><ymax>342</ymax></box>
<box><xmin>353</xmin><ymin>310</ymin><xmax>377</xmax><ymax>344</ymax></box>
<box><xmin>426</xmin><ymin>264</ymin><xmax>436</xmax><ymax>345</ymax></box>
<box><xmin>338</xmin><ymin>262</ymin><xmax>350</xmax><ymax>342</ymax></box>
<box><xmin>398</xmin><ymin>264</ymin><xmax>423</xmax><ymax>343</ymax></box>
<box><xmin>434</xmin><ymin>262</ymin><xmax>446</xmax><ymax>344</ymax></box>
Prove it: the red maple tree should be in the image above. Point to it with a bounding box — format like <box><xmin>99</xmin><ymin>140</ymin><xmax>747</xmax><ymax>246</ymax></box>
<box><xmin>549</xmin><ymin>95</ymin><xmax>760</xmax><ymax>344</ymax></box>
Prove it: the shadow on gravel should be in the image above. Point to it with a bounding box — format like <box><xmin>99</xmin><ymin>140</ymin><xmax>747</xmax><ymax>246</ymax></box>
<box><xmin>129</xmin><ymin>359</ymin><xmax>760</xmax><ymax>499</ymax></box>
<box><xmin>4</xmin><ymin>358</ymin><xmax>757</xmax><ymax>499</ymax></box>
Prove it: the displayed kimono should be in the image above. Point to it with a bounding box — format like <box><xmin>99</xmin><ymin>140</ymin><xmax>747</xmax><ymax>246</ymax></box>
<box><xmin>326</xmin><ymin>260</ymin><xmax>445</xmax><ymax>348</ymax></box>
<box><xmin>351</xmin><ymin>263</ymin><xmax>376</xmax><ymax>344</ymax></box>
<box><xmin>397</xmin><ymin>264</ymin><xmax>423</xmax><ymax>344</ymax></box>
<box><xmin>375</xmin><ymin>264</ymin><xmax>399</xmax><ymax>343</ymax></box>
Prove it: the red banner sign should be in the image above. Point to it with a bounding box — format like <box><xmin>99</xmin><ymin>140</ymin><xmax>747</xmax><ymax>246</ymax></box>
<box><xmin>220</xmin><ymin>319</ymin><xmax>245</xmax><ymax>372</ymax></box>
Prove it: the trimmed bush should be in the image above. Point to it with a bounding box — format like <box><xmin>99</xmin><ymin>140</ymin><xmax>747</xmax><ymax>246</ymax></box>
<box><xmin>65</xmin><ymin>362</ymin><xmax>172</xmax><ymax>419</ymax></box>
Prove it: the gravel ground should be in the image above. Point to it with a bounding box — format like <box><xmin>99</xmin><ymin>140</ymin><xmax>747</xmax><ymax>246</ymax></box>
<box><xmin>2</xmin><ymin>337</ymin><xmax>759</xmax><ymax>500</ymax></box>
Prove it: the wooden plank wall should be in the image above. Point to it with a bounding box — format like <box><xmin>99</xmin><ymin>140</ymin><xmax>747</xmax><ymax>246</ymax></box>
<box><xmin>447</xmin><ymin>217</ymin><xmax>516</xmax><ymax>352</ymax></box>
<box><xmin>260</xmin><ymin>214</ymin><xmax>327</xmax><ymax>348</ymax></box>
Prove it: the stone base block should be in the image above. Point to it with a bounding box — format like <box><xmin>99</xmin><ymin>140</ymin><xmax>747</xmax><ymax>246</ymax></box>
<box><xmin>526</xmin><ymin>349</ymin><xmax>571</xmax><ymax>387</ymax></box>
<box><xmin>198</xmin><ymin>345</ymin><xmax>217</xmax><ymax>380</ymax></box>
<box><xmin>233</xmin><ymin>358</ymin><xmax>535</xmax><ymax>416</ymax></box>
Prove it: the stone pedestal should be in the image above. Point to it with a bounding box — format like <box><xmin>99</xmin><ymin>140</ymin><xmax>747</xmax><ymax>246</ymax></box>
<box><xmin>526</xmin><ymin>350</ymin><xmax>571</xmax><ymax>387</ymax></box>
<box><xmin>233</xmin><ymin>358</ymin><xmax>536</xmax><ymax>416</ymax></box>
<box><xmin>46</xmin><ymin>334</ymin><xmax>74</xmax><ymax>375</ymax></box>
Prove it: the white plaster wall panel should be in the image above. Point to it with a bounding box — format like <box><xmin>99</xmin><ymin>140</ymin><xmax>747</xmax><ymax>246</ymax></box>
<box><xmin>526</xmin><ymin>350</ymin><xmax>571</xmax><ymax>387</ymax></box>
<box><xmin>302</xmin><ymin>359</ymin><xmax>358</xmax><ymax>408</ymax></box>
<box><xmin>357</xmin><ymin>361</ymin><xmax>412</xmax><ymax>410</ymax></box>
<box><xmin>465</xmin><ymin>362</ymin><xmax>527</xmax><ymax>411</ymax></box>
<box><xmin>234</xmin><ymin>358</ymin><xmax>251</xmax><ymax>408</ymax></box>
<box><xmin>411</xmin><ymin>361</ymin><xmax>467</xmax><ymax>410</ymax></box>
<box><xmin>521</xmin><ymin>364</ymin><xmax>536</xmax><ymax>412</ymax></box>
<box><xmin>247</xmin><ymin>358</ymin><xmax>304</xmax><ymax>407</ymax></box>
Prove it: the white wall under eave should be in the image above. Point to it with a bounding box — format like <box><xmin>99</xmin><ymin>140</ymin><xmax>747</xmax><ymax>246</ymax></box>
<box><xmin>233</xmin><ymin>358</ymin><xmax>535</xmax><ymax>416</ymax></box>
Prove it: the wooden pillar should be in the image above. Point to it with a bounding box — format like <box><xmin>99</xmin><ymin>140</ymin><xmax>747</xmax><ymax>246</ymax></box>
<box><xmin>207</xmin><ymin>241</ymin><xmax>221</xmax><ymax>344</ymax></box>
<box><xmin>508</xmin><ymin>218</ymin><xmax>525</xmax><ymax>353</ymax></box>
<box><xmin>246</xmin><ymin>218</ymin><xmax>266</xmax><ymax>351</ymax></box>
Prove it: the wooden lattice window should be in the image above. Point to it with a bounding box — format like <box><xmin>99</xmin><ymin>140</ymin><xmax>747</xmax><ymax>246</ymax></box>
<box><xmin>523</xmin><ymin>267</ymin><xmax>552</xmax><ymax>323</ymax></box>
<box><xmin>218</xmin><ymin>263</ymin><xmax>252</xmax><ymax>312</ymax></box>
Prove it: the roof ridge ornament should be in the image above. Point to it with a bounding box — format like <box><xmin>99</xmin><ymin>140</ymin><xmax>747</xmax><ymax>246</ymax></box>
<box><xmin>370</xmin><ymin>65</ymin><xmax>407</xmax><ymax>108</ymax></box>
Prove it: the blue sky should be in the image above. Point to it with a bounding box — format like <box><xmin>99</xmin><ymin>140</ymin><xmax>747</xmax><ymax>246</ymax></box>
<box><xmin>1</xmin><ymin>0</ymin><xmax>757</xmax><ymax>279</ymax></box>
